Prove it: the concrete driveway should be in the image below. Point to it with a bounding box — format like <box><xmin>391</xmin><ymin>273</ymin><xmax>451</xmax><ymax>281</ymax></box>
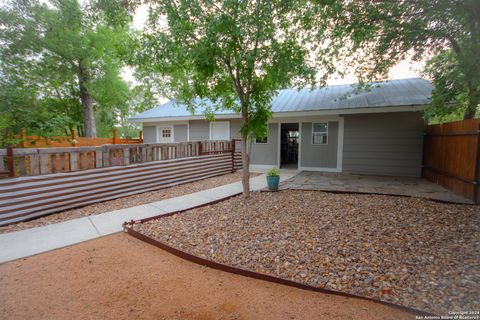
<box><xmin>281</xmin><ymin>171</ymin><xmax>473</xmax><ymax>204</ymax></box>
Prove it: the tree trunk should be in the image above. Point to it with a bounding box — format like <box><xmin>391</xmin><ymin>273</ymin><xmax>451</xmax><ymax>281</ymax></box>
<box><xmin>78</xmin><ymin>63</ymin><xmax>97</xmax><ymax>137</ymax></box>
<box><xmin>241</xmin><ymin>129</ymin><xmax>250</xmax><ymax>198</ymax></box>
<box><xmin>464</xmin><ymin>85</ymin><xmax>479</xmax><ymax>120</ymax></box>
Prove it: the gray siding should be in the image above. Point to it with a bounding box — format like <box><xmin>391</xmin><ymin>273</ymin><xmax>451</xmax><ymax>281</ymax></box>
<box><xmin>342</xmin><ymin>112</ymin><xmax>424</xmax><ymax>177</ymax></box>
<box><xmin>143</xmin><ymin>125</ymin><xmax>157</xmax><ymax>143</ymax></box>
<box><xmin>230</xmin><ymin>119</ymin><xmax>242</xmax><ymax>139</ymax></box>
<box><xmin>189</xmin><ymin>120</ymin><xmax>209</xmax><ymax>140</ymax></box>
<box><xmin>300</xmin><ymin>121</ymin><xmax>338</xmax><ymax>168</ymax></box>
<box><xmin>173</xmin><ymin>124</ymin><xmax>188</xmax><ymax>142</ymax></box>
<box><xmin>250</xmin><ymin>123</ymin><xmax>279</xmax><ymax>166</ymax></box>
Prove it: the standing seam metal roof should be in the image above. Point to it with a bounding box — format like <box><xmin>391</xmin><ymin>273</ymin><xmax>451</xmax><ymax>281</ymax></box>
<box><xmin>129</xmin><ymin>77</ymin><xmax>432</xmax><ymax>120</ymax></box>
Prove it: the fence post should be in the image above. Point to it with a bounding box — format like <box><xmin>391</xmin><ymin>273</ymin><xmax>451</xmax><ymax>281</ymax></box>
<box><xmin>95</xmin><ymin>147</ymin><xmax>103</xmax><ymax>168</ymax></box>
<box><xmin>198</xmin><ymin>141</ymin><xmax>203</xmax><ymax>156</ymax></box>
<box><xmin>6</xmin><ymin>147</ymin><xmax>14</xmax><ymax>177</ymax></box>
<box><xmin>231</xmin><ymin>139</ymin><xmax>235</xmax><ymax>172</ymax></box>
<box><xmin>102</xmin><ymin>145</ymin><xmax>111</xmax><ymax>167</ymax></box>
<box><xmin>139</xmin><ymin>130</ymin><xmax>143</xmax><ymax>143</ymax></box>
<box><xmin>474</xmin><ymin>124</ymin><xmax>480</xmax><ymax>204</ymax></box>
<box><xmin>69</xmin><ymin>151</ymin><xmax>78</xmax><ymax>171</ymax></box>
<box><xmin>123</xmin><ymin>147</ymin><xmax>130</xmax><ymax>166</ymax></box>
<box><xmin>70</xmin><ymin>129</ymin><xmax>78</xmax><ymax>147</ymax></box>
<box><xmin>113</xmin><ymin>129</ymin><xmax>118</xmax><ymax>144</ymax></box>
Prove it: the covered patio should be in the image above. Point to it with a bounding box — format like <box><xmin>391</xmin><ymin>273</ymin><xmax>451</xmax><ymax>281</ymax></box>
<box><xmin>280</xmin><ymin>171</ymin><xmax>474</xmax><ymax>204</ymax></box>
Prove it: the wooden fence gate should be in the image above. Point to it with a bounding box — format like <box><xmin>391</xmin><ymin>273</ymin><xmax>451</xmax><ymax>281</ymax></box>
<box><xmin>422</xmin><ymin>119</ymin><xmax>480</xmax><ymax>203</ymax></box>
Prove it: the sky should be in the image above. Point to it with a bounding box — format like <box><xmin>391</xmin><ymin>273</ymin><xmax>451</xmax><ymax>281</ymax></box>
<box><xmin>126</xmin><ymin>4</ymin><xmax>425</xmax><ymax>87</ymax></box>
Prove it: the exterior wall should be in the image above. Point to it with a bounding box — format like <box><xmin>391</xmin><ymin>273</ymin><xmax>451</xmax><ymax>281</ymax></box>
<box><xmin>250</xmin><ymin>123</ymin><xmax>279</xmax><ymax>166</ymax></box>
<box><xmin>342</xmin><ymin>112</ymin><xmax>424</xmax><ymax>177</ymax></box>
<box><xmin>229</xmin><ymin>119</ymin><xmax>242</xmax><ymax>139</ymax></box>
<box><xmin>173</xmin><ymin>124</ymin><xmax>188</xmax><ymax>142</ymax></box>
<box><xmin>143</xmin><ymin>125</ymin><xmax>157</xmax><ymax>143</ymax></box>
<box><xmin>300</xmin><ymin>121</ymin><xmax>338</xmax><ymax>168</ymax></box>
<box><xmin>189</xmin><ymin>120</ymin><xmax>210</xmax><ymax>140</ymax></box>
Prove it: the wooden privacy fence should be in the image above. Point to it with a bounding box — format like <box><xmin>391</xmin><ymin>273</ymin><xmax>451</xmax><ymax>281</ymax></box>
<box><xmin>0</xmin><ymin>140</ymin><xmax>243</xmax><ymax>225</ymax></box>
<box><xmin>0</xmin><ymin>140</ymin><xmax>235</xmax><ymax>178</ymax></box>
<box><xmin>18</xmin><ymin>128</ymin><xmax>143</xmax><ymax>148</ymax></box>
<box><xmin>422</xmin><ymin>119</ymin><xmax>480</xmax><ymax>203</ymax></box>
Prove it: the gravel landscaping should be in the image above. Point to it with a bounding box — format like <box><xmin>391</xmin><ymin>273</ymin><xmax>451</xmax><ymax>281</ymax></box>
<box><xmin>0</xmin><ymin>172</ymin><xmax>258</xmax><ymax>234</ymax></box>
<box><xmin>133</xmin><ymin>190</ymin><xmax>480</xmax><ymax>315</ymax></box>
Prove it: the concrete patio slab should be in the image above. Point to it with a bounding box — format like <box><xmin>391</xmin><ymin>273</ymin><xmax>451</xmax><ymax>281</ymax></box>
<box><xmin>0</xmin><ymin>172</ymin><xmax>296</xmax><ymax>263</ymax></box>
<box><xmin>280</xmin><ymin>171</ymin><xmax>473</xmax><ymax>204</ymax></box>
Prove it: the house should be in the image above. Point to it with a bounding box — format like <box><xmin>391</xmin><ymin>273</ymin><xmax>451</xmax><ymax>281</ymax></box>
<box><xmin>129</xmin><ymin>77</ymin><xmax>432</xmax><ymax>177</ymax></box>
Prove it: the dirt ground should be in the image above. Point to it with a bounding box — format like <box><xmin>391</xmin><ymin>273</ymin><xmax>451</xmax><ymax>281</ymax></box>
<box><xmin>0</xmin><ymin>233</ymin><xmax>416</xmax><ymax>320</ymax></box>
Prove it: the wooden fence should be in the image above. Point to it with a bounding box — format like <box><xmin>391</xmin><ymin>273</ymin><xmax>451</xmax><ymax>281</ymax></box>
<box><xmin>0</xmin><ymin>139</ymin><xmax>243</xmax><ymax>225</ymax></box>
<box><xmin>0</xmin><ymin>140</ymin><xmax>234</xmax><ymax>178</ymax></box>
<box><xmin>18</xmin><ymin>128</ymin><xmax>142</xmax><ymax>148</ymax></box>
<box><xmin>422</xmin><ymin>119</ymin><xmax>480</xmax><ymax>203</ymax></box>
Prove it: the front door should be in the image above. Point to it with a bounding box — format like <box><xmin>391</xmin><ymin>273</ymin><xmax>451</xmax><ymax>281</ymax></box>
<box><xmin>280</xmin><ymin>123</ymin><xmax>299</xmax><ymax>169</ymax></box>
<box><xmin>158</xmin><ymin>126</ymin><xmax>173</xmax><ymax>143</ymax></box>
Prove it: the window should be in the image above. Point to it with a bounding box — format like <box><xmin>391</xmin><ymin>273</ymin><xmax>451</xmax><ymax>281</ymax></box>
<box><xmin>312</xmin><ymin>122</ymin><xmax>328</xmax><ymax>145</ymax></box>
<box><xmin>210</xmin><ymin>121</ymin><xmax>230</xmax><ymax>140</ymax></box>
<box><xmin>162</xmin><ymin>129</ymin><xmax>171</xmax><ymax>138</ymax></box>
<box><xmin>255</xmin><ymin>136</ymin><xmax>268</xmax><ymax>144</ymax></box>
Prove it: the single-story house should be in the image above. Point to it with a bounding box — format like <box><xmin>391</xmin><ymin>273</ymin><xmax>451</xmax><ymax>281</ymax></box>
<box><xmin>129</xmin><ymin>77</ymin><xmax>432</xmax><ymax>177</ymax></box>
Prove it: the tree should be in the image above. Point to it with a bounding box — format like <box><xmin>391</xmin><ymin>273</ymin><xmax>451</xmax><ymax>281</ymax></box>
<box><xmin>329</xmin><ymin>0</ymin><xmax>480</xmax><ymax>120</ymax></box>
<box><xmin>135</xmin><ymin>0</ymin><xmax>339</xmax><ymax>197</ymax></box>
<box><xmin>0</xmin><ymin>0</ymin><xmax>133</xmax><ymax>138</ymax></box>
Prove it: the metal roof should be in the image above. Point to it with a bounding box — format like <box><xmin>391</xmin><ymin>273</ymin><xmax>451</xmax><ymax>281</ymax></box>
<box><xmin>130</xmin><ymin>77</ymin><xmax>432</xmax><ymax>121</ymax></box>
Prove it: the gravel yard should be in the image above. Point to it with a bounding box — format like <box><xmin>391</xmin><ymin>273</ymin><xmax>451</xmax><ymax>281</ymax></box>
<box><xmin>134</xmin><ymin>190</ymin><xmax>480</xmax><ymax>315</ymax></box>
<box><xmin>1</xmin><ymin>172</ymin><xmax>257</xmax><ymax>234</ymax></box>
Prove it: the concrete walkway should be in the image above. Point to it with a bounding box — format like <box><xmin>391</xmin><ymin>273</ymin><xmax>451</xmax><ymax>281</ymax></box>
<box><xmin>0</xmin><ymin>172</ymin><xmax>296</xmax><ymax>263</ymax></box>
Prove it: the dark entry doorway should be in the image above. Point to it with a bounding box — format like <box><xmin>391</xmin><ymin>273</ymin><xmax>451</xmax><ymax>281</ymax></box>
<box><xmin>280</xmin><ymin>123</ymin><xmax>299</xmax><ymax>169</ymax></box>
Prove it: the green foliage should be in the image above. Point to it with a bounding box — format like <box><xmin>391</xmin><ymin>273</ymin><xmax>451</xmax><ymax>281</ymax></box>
<box><xmin>327</xmin><ymin>0</ymin><xmax>480</xmax><ymax>120</ymax></box>
<box><xmin>0</xmin><ymin>0</ymin><xmax>137</xmax><ymax>144</ymax></box>
<box><xmin>134</xmin><ymin>0</ymin><xmax>338</xmax><ymax>140</ymax></box>
<box><xmin>422</xmin><ymin>50</ymin><xmax>473</xmax><ymax>123</ymax></box>
<box><xmin>266</xmin><ymin>168</ymin><xmax>280</xmax><ymax>177</ymax></box>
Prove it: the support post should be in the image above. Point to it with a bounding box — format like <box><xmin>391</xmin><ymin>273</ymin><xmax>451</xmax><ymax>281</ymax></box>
<box><xmin>231</xmin><ymin>139</ymin><xmax>235</xmax><ymax>172</ymax></box>
<box><xmin>139</xmin><ymin>130</ymin><xmax>143</xmax><ymax>143</ymax></box>
<box><xmin>6</xmin><ymin>147</ymin><xmax>14</xmax><ymax>178</ymax></box>
<box><xmin>198</xmin><ymin>141</ymin><xmax>203</xmax><ymax>156</ymax></box>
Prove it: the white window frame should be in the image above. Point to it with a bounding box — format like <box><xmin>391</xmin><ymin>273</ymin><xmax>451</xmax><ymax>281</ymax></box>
<box><xmin>312</xmin><ymin>122</ymin><xmax>328</xmax><ymax>145</ymax></box>
<box><xmin>156</xmin><ymin>125</ymin><xmax>174</xmax><ymax>143</ymax></box>
<box><xmin>209</xmin><ymin>121</ymin><xmax>230</xmax><ymax>140</ymax></box>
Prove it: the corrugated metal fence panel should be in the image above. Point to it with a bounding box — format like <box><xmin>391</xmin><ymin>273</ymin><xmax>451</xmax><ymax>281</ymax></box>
<box><xmin>0</xmin><ymin>153</ymin><xmax>233</xmax><ymax>226</ymax></box>
<box><xmin>422</xmin><ymin>119</ymin><xmax>480</xmax><ymax>203</ymax></box>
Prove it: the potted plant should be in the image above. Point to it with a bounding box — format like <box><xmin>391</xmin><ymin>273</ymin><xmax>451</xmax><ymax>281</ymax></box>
<box><xmin>266</xmin><ymin>168</ymin><xmax>280</xmax><ymax>191</ymax></box>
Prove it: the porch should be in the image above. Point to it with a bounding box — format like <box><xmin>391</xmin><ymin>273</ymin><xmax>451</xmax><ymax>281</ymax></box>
<box><xmin>279</xmin><ymin>171</ymin><xmax>474</xmax><ymax>204</ymax></box>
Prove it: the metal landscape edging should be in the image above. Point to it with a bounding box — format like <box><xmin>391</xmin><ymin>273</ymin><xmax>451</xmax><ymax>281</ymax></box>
<box><xmin>122</xmin><ymin>190</ymin><xmax>436</xmax><ymax>318</ymax></box>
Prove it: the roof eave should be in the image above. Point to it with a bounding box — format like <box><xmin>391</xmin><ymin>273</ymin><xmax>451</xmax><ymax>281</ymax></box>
<box><xmin>128</xmin><ymin>104</ymin><xmax>427</xmax><ymax>123</ymax></box>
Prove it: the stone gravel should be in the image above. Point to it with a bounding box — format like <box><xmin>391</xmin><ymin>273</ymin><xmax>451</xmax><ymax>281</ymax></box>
<box><xmin>133</xmin><ymin>190</ymin><xmax>480</xmax><ymax>315</ymax></box>
<box><xmin>0</xmin><ymin>172</ymin><xmax>257</xmax><ymax>234</ymax></box>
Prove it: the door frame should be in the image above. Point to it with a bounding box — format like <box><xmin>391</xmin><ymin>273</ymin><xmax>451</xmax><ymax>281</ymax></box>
<box><xmin>277</xmin><ymin>122</ymin><xmax>301</xmax><ymax>169</ymax></box>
